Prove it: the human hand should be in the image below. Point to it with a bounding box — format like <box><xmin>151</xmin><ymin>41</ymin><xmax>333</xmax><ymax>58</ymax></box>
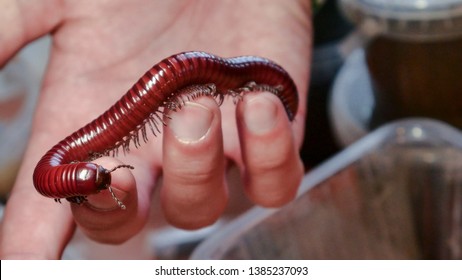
<box><xmin>0</xmin><ymin>0</ymin><xmax>311</xmax><ymax>259</ymax></box>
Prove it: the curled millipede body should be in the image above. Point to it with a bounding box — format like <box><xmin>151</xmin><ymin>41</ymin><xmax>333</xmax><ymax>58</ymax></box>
<box><xmin>33</xmin><ymin>51</ymin><xmax>299</xmax><ymax>206</ymax></box>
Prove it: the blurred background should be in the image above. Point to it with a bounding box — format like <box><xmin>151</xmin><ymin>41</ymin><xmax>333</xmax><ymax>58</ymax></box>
<box><xmin>1</xmin><ymin>0</ymin><xmax>461</xmax><ymax>259</ymax></box>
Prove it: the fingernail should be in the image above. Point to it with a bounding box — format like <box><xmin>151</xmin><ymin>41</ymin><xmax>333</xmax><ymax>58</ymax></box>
<box><xmin>243</xmin><ymin>95</ymin><xmax>278</xmax><ymax>135</ymax></box>
<box><xmin>86</xmin><ymin>187</ymin><xmax>128</xmax><ymax>211</ymax></box>
<box><xmin>168</xmin><ymin>101</ymin><xmax>214</xmax><ymax>143</ymax></box>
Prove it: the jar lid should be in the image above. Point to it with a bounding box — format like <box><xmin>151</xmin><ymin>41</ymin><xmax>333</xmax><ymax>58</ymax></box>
<box><xmin>340</xmin><ymin>0</ymin><xmax>462</xmax><ymax>41</ymax></box>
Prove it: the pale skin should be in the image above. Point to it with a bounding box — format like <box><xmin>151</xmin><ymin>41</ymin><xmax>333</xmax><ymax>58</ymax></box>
<box><xmin>0</xmin><ymin>0</ymin><xmax>312</xmax><ymax>259</ymax></box>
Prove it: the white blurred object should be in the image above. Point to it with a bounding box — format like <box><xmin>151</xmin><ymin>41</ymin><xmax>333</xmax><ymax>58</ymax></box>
<box><xmin>150</xmin><ymin>221</ymin><xmax>228</xmax><ymax>260</ymax></box>
<box><xmin>329</xmin><ymin>48</ymin><xmax>373</xmax><ymax>146</ymax></box>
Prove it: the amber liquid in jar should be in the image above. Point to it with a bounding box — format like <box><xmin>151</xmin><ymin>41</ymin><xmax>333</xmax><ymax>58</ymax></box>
<box><xmin>366</xmin><ymin>36</ymin><xmax>462</xmax><ymax>129</ymax></box>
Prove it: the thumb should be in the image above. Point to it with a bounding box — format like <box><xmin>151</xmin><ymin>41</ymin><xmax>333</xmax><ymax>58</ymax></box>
<box><xmin>71</xmin><ymin>157</ymin><xmax>152</xmax><ymax>244</ymax></box>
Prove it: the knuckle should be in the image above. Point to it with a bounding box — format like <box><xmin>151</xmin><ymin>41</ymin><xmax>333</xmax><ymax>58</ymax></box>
<box><xmin>248</xmin><ymin>150</ymin><xmax>292</xmax><ymax>176</ymax></box>
<box><xmin>166</xmin><ymin>158</ymin><xmax>222</xmax><ymax>186</ymax></box>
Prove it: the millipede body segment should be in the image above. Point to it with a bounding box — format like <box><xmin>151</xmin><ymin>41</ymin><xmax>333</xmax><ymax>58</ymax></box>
<box><xmin>32</xmin><ymin>51</ymin><xmax>299</xmax><ymax>206</ymax></box>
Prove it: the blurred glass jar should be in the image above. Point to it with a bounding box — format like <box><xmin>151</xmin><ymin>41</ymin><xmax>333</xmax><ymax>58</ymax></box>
<box><xmin>340</xmin><ymin>0</ymin><xmax>462</xmax><ymax>129</ymax></box>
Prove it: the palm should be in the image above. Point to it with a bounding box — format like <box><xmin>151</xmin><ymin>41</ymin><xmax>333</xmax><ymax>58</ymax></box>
<box><xmin>0</xmin><ymin>0</ymin><xmax>311</xmax><ymax>259</ymax></box>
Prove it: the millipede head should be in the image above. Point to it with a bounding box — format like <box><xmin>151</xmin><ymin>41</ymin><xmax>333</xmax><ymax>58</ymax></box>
<box><xmin>95</xmin><ymin>165</ymin><xmax>112</xmax><ymax>191</ymax></box>
<box><xmin>94</xmin><ymin>164</ymin><xmax>134</xmax><ymax>191</ymax></box>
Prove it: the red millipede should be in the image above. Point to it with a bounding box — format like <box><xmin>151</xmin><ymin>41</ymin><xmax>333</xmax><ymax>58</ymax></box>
<box><xmin>32</xmin><ymin>51</ymin><xmax>299</xmax><ymax>208</ymax></box>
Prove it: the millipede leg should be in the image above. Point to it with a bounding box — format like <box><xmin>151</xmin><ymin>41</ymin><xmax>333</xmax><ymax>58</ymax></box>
<box><xmin>108</xmin><ymin>164</ymin><xmax>134</xmax><ymax>173</ymax></box>
<box><xmin>106</xmin><ymin>164</ymin><xmax>134</xmax><ymax>210</ymax></box>
<box><xmin>108</xmin><ymin>186</ymin><xmax>126</xmax><ymax>210</ymax></box>
<box><xmin>66</xmin><ymin>196</ymin><xmax>87</xmax><ymax>204</ymax></box>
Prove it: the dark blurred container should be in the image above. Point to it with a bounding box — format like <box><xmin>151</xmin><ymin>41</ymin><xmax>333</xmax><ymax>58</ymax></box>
<box><xmin>340</xmin><ymin>0</ymin><xmax>462</xmax><ymax>129</ymax></box>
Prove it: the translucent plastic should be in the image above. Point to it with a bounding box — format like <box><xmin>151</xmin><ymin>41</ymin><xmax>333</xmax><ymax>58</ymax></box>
<box><xmin>192</xmin><ymin>119</ymin><xmax>462</xmax><ymax>259</ymax></box>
